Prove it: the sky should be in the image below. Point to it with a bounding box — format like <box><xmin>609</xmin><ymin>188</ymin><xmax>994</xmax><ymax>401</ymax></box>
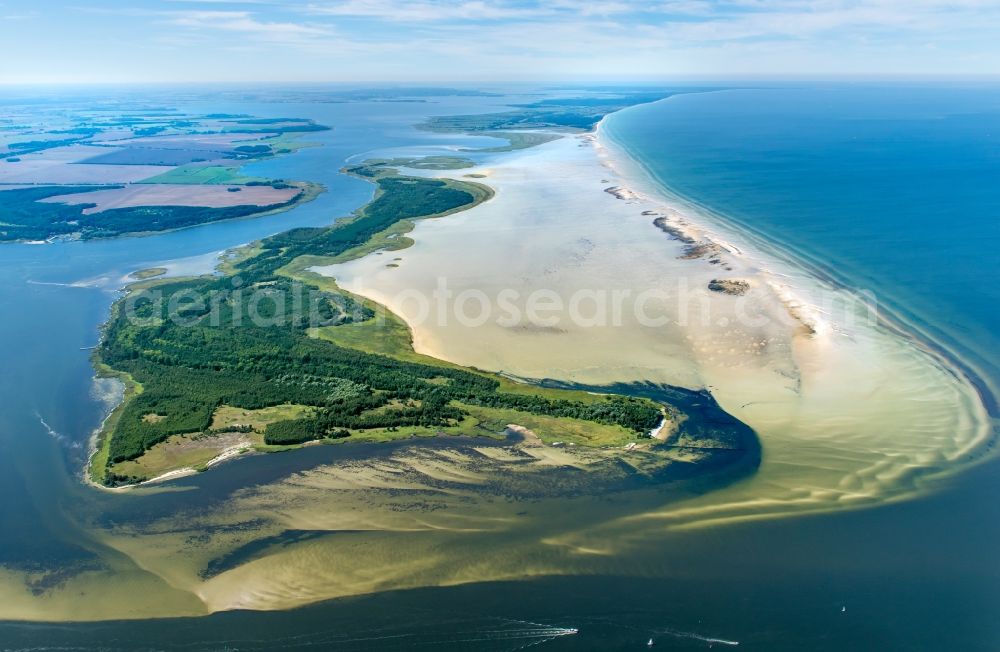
<box><xmin>1</xmin><ymin>0</ymin><xmax>999</xmax><ymax>84</ymax></box>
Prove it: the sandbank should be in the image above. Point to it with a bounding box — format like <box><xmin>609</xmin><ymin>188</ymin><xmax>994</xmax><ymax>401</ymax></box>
<box><xmin>315</xmin><ymin>129</ymin><xmax>994</xmax><ymax>528</ymax></box>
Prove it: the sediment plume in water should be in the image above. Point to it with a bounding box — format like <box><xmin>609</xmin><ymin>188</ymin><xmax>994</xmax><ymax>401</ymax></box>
<box><xmin>319</xmin><ymin>131</ymin><xmax>994</xmax><ymax>528</ymax></box>
<box><xmin>0</xmin><ymin>128</ymin><xmax>993</xmax><ymax>621</ymax></box>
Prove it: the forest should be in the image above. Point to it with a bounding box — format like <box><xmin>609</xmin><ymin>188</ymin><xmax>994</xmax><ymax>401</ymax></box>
<box><xmin>96</xmin><ymin>162</ymin><xmax>663</xmax><ymax>484</ymax></box>
<box><xmin>421</xmin><ymin>89</ymin><xmax>703</xmax><ymax>133</ymax></box>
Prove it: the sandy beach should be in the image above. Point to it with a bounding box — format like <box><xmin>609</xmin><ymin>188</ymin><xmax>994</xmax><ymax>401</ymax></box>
<box><xmin>315</xmin><ymin>127</ymin><xmax>994</xmax><ymax>528</ymax></box>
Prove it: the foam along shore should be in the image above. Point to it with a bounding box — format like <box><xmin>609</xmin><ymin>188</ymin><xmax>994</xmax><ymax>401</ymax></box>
<box><xmin>314</xmin><ymin>128</ymin><xmax>994</xmax><ymax>528</ymax></box>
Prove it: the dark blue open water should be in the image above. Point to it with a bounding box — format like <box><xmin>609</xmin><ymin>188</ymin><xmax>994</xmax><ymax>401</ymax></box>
<box><xmin>1</xmin><ymin>85</ymin><xmax>998</xmax><ymax>650</ymax></box>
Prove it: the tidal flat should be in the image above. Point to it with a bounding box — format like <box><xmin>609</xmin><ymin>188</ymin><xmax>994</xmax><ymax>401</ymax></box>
<box><xmin>87</xmin><ymin>148</ymin><xmax>754</xmax><ymax>498</ymax></box>
<box><xmin>319</xmin><ymin>128</ymin><xmax>995</xmax><ymax>530</ymax></box>
<box><xmin>0</xmin><ymin>88</ymin><xmax>995</xmax><ymax>631</ymax></box>
<box><xmin>0</xmin><ymin>94</ymin><xmax>768</xmax><ymax>621</ymax></box>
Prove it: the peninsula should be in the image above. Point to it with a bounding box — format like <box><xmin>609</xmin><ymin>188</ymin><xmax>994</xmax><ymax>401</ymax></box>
<box><xmin>90</xmin><ymin>92</ymin><xmax>755</xmax><ymax>487</ymax></box>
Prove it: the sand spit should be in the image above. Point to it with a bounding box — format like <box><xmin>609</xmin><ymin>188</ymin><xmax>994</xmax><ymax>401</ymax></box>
<box><xmin>4</xmin><ymin>123</ymin><xmax>993</xmax><ymax>623</ymax></box>
<box><xmin>111</xmin><ymin>436</ymin><xmax>733</xmax><ymax>616</ymax></box>
<box><xmin>317</xmin><ymin>131</ymin><xmax>994</xmax><ymax>529</ymax></box>
<box><xmin>0</xmin><ymin>430</ymin><xmax>738</xmax><ymax>621</ymax></box>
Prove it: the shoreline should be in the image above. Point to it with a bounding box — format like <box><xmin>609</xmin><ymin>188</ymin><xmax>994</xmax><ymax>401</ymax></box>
<box><xmin>592</xmin><ymin>114</ymin><xmax>998</xmax><ymax>496</ymax></box>
<box><xmin>597</xmin><ymin>108</ymin><xmax>999</xmax><ymax>421</ymax></box>
<box><xmin>598</xmin><ymin>111</ymin><xmax>998</xmax><ymax>463</ymax></box>
<box><xmin>87</xmin><ymin>155</ymin><xmax>738</xmax><ymax>489</ymax></box>
<box><xmin>6</xmin><ymin>93</ymin><xmax>996</xmax><ymax>624</ymax></box>
<box><xmin>596</xmin><ymin>112</ymin><xmax>1000</xmax><ymax>433</ymax></box>
<box><xmin>318</xmin><ymin>119</ymin><xmax>995</xmax><ymax>525</ymax></box>
<box><xmin>0</xmin><ymin>181</ymin><xmax>326</xmax><ymax>246</ymax></box>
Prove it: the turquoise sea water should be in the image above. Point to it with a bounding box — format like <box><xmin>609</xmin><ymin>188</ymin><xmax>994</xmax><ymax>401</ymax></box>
<box><xmin>1</xmin><ymin>85</ymin><xmax>999</xmax><ymax>649</ymax></box>
<box><xmin>603</xmin><ymin>84</ymin><xmax>1000</xmax><ymax>394</ymax></box>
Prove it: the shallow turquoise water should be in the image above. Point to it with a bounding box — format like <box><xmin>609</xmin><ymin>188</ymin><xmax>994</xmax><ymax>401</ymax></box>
<box><xmin>1</xmin><ymin>85</ymin><xmax>998</xmax><ymax>649</ymax></box>
<box><xmin>604</xmin><ymin>84</ymin><xmax>1000</xmax><ymax>391</ymax></box>
<box><xmin>0</xmin><ymin>91</ymin><xmax>517</xmax><ymax>599</ymax></box>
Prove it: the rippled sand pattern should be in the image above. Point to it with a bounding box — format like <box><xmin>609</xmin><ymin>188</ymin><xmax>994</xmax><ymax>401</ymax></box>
<box><xmin>1</xmin><ymin>130</ymin><xmax>992</xmax><ymax>622</ymax></box>
<box><xmin>319</xmin><ymin>132</ymin><xmax>994</xmax><ymax>528</ymax></box>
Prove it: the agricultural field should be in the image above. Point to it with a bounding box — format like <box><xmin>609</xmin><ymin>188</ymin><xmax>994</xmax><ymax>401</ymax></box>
<box><xmin>121</xmin><ymin>132</ymin><xmax>270</xmax><ymax>150</ymax></box>
<box><xmin>0</xmin><ymin>105</ymin><xmax>328</xmax><ymax>241</ymax></box>
<box><xmin>0</xmin><ymin>145</ymin><xmax>170</xmax><ymax>184</ymax></box>
<box><xmin>39</xmin><ymin>183</ymin><xmax>301</xmax><ymax>214</ymax></box>
<box><xmin>78</xmin><ymin>147</ymin><xmax>226</xmax><ymax>166</ymax></box>
<box><xmin>138</xmin><ymin>165</ymin><xmax>262</xmax><ymax>185</ymax></box>
<box><xmin>0</xmin><ymin>184</ymin><xmax>308</xmax><ymax>241</ymax></box>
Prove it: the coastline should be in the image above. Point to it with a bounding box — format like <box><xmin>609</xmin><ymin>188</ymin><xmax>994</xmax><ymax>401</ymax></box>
<box><xmin>599</xmin><ymin>114</ymin><xmax>997</xmax><ymax>446</ymax></box>
<box><xmin>598</xmin><ymin>109</ymin><xmax>1000</xmax><ymax>409</ymax></box>
<box><xmin>598</xmin><ymin>106</ymin><xmax>1000</xmax><ymax>420</ymax></box>
<box><xmin>0</xmin><ymin>181</ymin><xmax>325</xmax><ymax>246</ymax></box>
<box><xmin>592</xmin><ymin>115</ymin><xmax>998</xmax><ymax>504</ymax></box>
<box><xmin>317</xmin><ymin>118</ymin><xmax>995</xmax><ymax>527</ymax></box>
<box><xmin>5</xmin><ymin>93</ymin><xmax>998</xmax><ymax>624</ymax></box>
<box><xmin>88</xmin><ymin>156</ymin><xmax>740</xmax><ymax>489</ymax></box>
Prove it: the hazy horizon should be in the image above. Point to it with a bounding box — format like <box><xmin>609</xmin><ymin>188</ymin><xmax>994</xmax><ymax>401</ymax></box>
<box><xmin>1</xmin><ymin>0</ymin><xmax>998</xmax><ymax>84</ymax></box>
<box><xmin>4</xmin><ymin>75</ymin><xmax>1000</xmax><ymax>88</ymax></box>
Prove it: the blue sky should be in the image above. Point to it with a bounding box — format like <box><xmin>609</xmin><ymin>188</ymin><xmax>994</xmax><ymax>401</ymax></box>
<box><xmin>1</xmin><ymin>0</ymin><xmax>998</xmax><ymax>83</ymax></box>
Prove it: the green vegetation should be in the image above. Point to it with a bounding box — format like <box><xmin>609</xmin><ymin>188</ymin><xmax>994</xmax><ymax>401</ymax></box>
<box><xmin>424</xmin><ymin>110</ymin><xmax>596</xmax><ymax>132</ymax></box>
<box><xmin>221</xmin><ymin>120</ymin><xmax>330</xmax><ymax>134</ymax></box>
<box><xmin>139</xmin><ymin>165</ymin><xmax>263</xmax><ymax>185</ymax></box>
<box><xmin>211</xmin><ymin>403</ymin><xmax>314</xmax><ymax>432</ymax></box>
<box><xmin>6</xmin><ymin>136</ymin><xmax>88</xmax><ymax>156</ymax></box>
<box><xmin>108</xmin><ymin>432</ymin><xmax>236</xmax><ymax>481</ymax></box>
<box><xmin>300</xmin><ymin>319</ymin><xmax>650</xmax><ymax>447</ymax></box>
<box><xmin>364</xmin><ymin>156</ymin><xmax>475</xmax><ymax>170</ymax></box>
<box><xmin>233</xmin><ymin>132</ymin><xmax>321</xmax><ymax>158</ymax></box>
<box><xmin>461</xmin><ymin>404</ymin><xmax>640</xmax><ymax>447</ymax></box>
<box><xmin>463</xmin><ymin>131</ymin><xmax>562</xmax><ymax>153</ymax></box>
<box><xmin>130</xmin><ymin>267</ymin><xmax>168</xmax><ymax>280</ymax></box>
<box><xmin>83</xmin><ymin>195</ymin><xmax>306</xmax><ymax>238</ymax></box>
<box><xmin>132</xmin><ymin>126</ymin><xmax>167</xmax><ymax>137</ymax></box>
<box><xmin>104</xmin><ymin>403</ymin><xmax>316</xmax><ymax>483</ymax></box>
<box><xmin>230</xmin><ymin>117</ymin><xmax>305</xmax><ymax>125</ymax></box>
<box><xmin>423</xmin><ymin>90</ymin><xmax>693</xmax><ymax>133</ymax></box>
<box><xmin>232</xmin><ymin>144</ymin><xmax>272</xmax><ymax>157</ymax></box>
<box><xmin>94</xmin><ymin>162</ymin><xmax>662</xmax><ymax>485</ymax></box>
<box><xmin>88</xmin><ymin>359</ymin><xmax>143</xmax><ymax>484</ymax></box>
<box><xmin>0</xmin><ymin>186</ymin><xmax>110</xmax><ymax>241</ymax></box>
<box><xmin>0</xmin><ymin>182</ymin><xmax>319</xmax><ymax>242</ymax></box>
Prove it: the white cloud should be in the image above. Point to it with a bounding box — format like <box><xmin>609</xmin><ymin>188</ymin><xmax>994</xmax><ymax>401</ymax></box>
<box><xmin>165</xmin><ymin>0</ymin><xmax>275</xmax><ymax>4</ymax></box>
<box><xmin>14</xmin><ymin>0</ymin><xmax>1000</xmax><ymax>81</ymax></box>
<box><xmin>163</xmin><ymin>9</ymin><xmax>331</xmax><ymax>43</ymax></box>
<box><xmin>302</xmin><ymin>0</ymin><xmax>1000</xmax><ymax>37</ymax></box>
<box><xmin>303</xmin><ymin>0</ymin><xmax>555</xmax><ymax>22</ymax></box>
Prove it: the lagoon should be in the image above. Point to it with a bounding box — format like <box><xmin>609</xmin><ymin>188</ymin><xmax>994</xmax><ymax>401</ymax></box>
<box><xmin>0</xmin><ymin>84</ymin><xmax>998</xmax><ymax>649</ymax></box>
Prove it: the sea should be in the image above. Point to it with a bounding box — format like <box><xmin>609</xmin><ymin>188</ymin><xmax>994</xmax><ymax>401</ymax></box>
<box><xmin>0</xmin><ymin>83</ymin><xmax>997</xmax><ymax>650</ymax></box>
